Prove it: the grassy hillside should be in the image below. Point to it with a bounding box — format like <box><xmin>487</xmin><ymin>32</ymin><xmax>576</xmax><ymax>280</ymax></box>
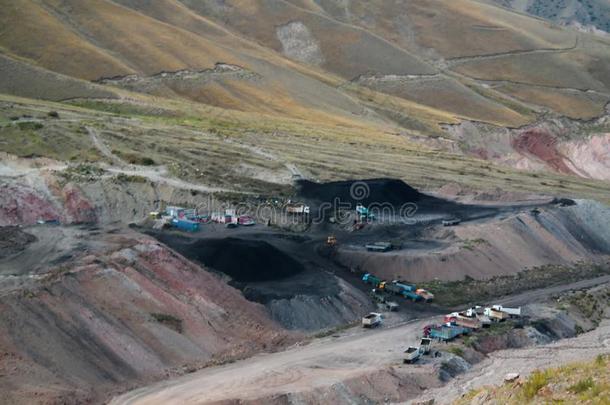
<box><xmin>456</xmin><ymin>354</ymin><xmax>610</xmax><ymax>404</ymax></box>
<box><xmin>2</xmin><ymin>94</ymin><xmax>610</xmax><ymax>203</ymax></box>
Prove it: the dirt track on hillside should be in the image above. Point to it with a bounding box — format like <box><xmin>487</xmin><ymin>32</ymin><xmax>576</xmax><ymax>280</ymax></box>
<box><xmin>111</xmin><ymin>279</ymin><xmax>610</xmax><ymax>405</ymax></box>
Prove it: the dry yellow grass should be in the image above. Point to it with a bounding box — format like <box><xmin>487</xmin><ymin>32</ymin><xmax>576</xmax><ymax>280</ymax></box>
<box><xmin>456</xmin><ymin>355</ymin><xmax>610</xmax><ymax>404</ymax></box>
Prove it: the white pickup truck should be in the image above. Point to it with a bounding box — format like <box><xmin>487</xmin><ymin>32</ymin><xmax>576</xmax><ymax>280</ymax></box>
<box><xmin>403</xmin><ymin>346</ymin><xmax>421</xmax><ymax>363</ymax></box>
<box><xmin>362</xmin><ymin>312</ymin><xmax>383</xmax><ymax>328</ymax></box>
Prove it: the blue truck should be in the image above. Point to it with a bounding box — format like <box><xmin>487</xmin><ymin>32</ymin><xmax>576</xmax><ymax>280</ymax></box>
<box><xmin>380</xmin><ymin>281</ymin><xmax>422</xmax><ymax>302</ymax></box>
<box><xmin>362</xmin><ymin>273</ymin><xmax>382</xmax><ymax>288</ymax></box>
<box><xmin>425</xmin><ymin>325</ymin><xmax>471</xmax><ymax>342</ymax></box>
<box><xmin>172</xmin><ymin>218</ymin><xmax>200</xmax><ymax>232</ymax></box>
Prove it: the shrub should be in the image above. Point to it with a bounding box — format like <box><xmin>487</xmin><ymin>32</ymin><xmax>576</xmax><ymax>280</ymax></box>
<box><xmin>522</xmin><ymin>370</ymin><xmax>550</xmax><ymax>399</ymax></box>
<box><xmin>569</xmin><ymin>377</ymin><xmax>594</xmax><ymax>394</ymax></box>
<box><xmin>17</xmin><ymin>121</ymin><xmax>43</xmax><ymax>130</ymax></box>
<box><xmin>150</xmin><ymin>313</ymin><xmax>183</xmax><ymax>333</ymax></box>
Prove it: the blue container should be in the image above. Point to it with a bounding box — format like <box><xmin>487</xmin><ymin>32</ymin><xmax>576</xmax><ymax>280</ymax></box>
<box><xmin>172</xmin><ymin>219</ymin><xmax>200</xmax><ymax>232</ymax></box>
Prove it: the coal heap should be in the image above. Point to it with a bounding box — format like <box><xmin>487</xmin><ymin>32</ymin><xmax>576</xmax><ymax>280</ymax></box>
<box><xmin>190</xmin><ymin>238</ymin><xmax>304</xmax><ymax>282</ymax></box>
<box><xmin>297</xmin><ymin>179</ymin><xmax>423</xmax><ymax>206</ymax></box>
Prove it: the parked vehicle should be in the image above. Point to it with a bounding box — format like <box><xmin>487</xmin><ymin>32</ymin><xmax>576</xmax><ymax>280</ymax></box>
<box><xmin>485</xmin><ymin>307</ymin><xmax>510</xmax><ymax>322</ymax></box>
<box><xmin>365</xmin><ymin>242</ymin><xmax>393</xmax><ymax>252</ymax></box>
<box><xmin>425</xmin><ymin>324</ymin><xmax>470</xmax><ymax>341</ymax></box>
<box><xmin>362</xmin><ymin>312</ymin><xmax>382</xmax><ymax>328</ymax></box>
<box><xmin>419</xmin><ymin>338</ymin><xmax>433</xmax><ymax>355</ymax></box>
<box><xmin>402</xmin><ymin>290</ymin><xmax>422</xmax><ymax>302</ymax></box>
<box><xmin>356</xmin><ymin>204</ymin><xmax>375</xmax><ymax>220</ymax></box>
<box><xmin>385</xmin><ymin>301</ymin><xmax>399</xmax><ymax>311</ymax></box>
<box><xmin>237</xmin><ymin>215</ymin><xmax>256</xmax><ymax>226</ymax></box>
<box><xmin>403</xmin><ymin>346</ymin><xmax>421</xmax><ymax>364</ymax></box>
<box><xmin>492</xmin><ymin>305</ymin><xmax>522</xmax><ymax>318</ymax></box>
<box><xmin>455</xmin><ymin>313</ymin><xmax>482</xmax><ymax>330</ymax></box>
<box><xmin>171</xmin><ymin>218</ymin><xmax>200</xmax><ymax>232</ymax></box>
<box><xmin>286</xmin><ymin>204</ymin><xmax>310</xmax><ymax>214</ymax></box>
<box><xmin>363</xmin><ymin>273</ymin><xmax>382</xmax><ymax>287</ymax></box>
<box><xmin>415</xmin><ymin>288</ymin><xmax>434</xmax><ymax>302</ymax></box>
<box><xmin>442</xmin><ymin>217</ymin><xmax>461</xmax><ymax>226</ymax></box>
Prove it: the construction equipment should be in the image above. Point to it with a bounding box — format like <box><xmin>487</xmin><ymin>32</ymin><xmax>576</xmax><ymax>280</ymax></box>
<box><xmin>362</xmin><ymin>313</ymin><xmax>382</xmax><ymax>328</ymax></box>
<box><xmin>403</xmin><ymin>347</ymin><xmax>421</xmax><ymax>364</ymax></box>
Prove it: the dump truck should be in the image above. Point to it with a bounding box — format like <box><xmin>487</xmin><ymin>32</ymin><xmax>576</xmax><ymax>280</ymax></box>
<box><xmin>415</xmin><ymin>288</ymin><xmax>434</xmax><ymax>302</ymax></box>
<box><xmin>381</xmin><ymin>281</ymin><xmax>422</xmax><ymax>301</ymax></box>
<box><xmin>365</xmin><ymin>242</ymin><xmax>393</xmax><ymax>252</ymax></box>
<box><xmin>402</xmin><ymin>290</ymin><xmax>422</xmax><ymax>302</ymax></box>
<box><xmin>419</xmin><ymin>338</ymin><xmax>433</xmax><ymax>355</ymax></box>
<box><xmin>403</xmin><ymin>346</ymin><xmax>421</xmax><ymax>364</ymax></box>
<box><xmin>485</xmin><ymin>307</ymin><xmax>510</xmax><ymax>322</ymax></box>
<box><xmin>362</xmin><ymin>273</ymin><xmax>382</xmax><ymax>287</ymax></box>
<box><xmin>425</xmin><ymin>324</ymin><xmax>470</xmax><ymax>341</ymax></box>
<box><xmin>171</xmin><ymin>218</ymin><xmax>200</xmax><ymax>232</ymax></box>
<box><xmin>362</xmin><ymin>313</ymin><xmax>382</xmax><ymax>328</ymax></box>
<box><xmin>492</xmin><ymin>305</ymin><xmax>522</xmax><ymax>318</ymax></box>
<box><xmin>455</xmin><ymin>313</ymin><xmax>482</xmax><ymax>330</ymax></box>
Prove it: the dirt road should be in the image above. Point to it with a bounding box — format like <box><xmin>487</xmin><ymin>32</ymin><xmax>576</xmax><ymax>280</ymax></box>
<box><xmin>110</xmin><ymin>318</ymin><xmax>432</xmax><ymax>404</ymax></box>
<box><xmin>110</xmin><ymin>276</ymin><xmax>610</xmax><ymax>405</ymax></box>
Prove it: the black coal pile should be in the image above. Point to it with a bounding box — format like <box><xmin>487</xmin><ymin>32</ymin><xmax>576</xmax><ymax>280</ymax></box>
<box><xmin>177</xmin><ymin>237</ymin><xmax>304</xmax><ymax>282</ymax></box>
<box><xmin>297</xmin><ymin>179</ymin><xmax>423</xmax><ymax>206</ymax></box>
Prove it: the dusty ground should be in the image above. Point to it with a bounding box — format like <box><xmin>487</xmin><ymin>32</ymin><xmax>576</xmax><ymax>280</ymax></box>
<box><xmin>415</xmin><ymin>320</ymin><xmax>610</xmax><ymax>404</ymax></box>
<box><xmin>110</xmin><ymin>281</ymin><xmax>610</xmax><ymax>405</ymax></box>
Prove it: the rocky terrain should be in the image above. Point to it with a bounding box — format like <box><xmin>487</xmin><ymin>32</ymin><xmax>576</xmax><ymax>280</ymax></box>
<box><xmin>1</xmin><ymin>1</ymin><xmax>610</xmax><ymax>404</ymax></box>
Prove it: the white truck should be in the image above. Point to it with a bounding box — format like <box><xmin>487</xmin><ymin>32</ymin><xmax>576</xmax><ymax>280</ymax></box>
<box><xmin>403</xmin><ymin>346</ymin><xmax>421</xmax><ymax>364</ymax></box>
<box><xmin>362</xmin><ymin>312</ymin><xmax>383</xmax><ymax>328</ymax></box>
<box><xmin>492</xmin><ymin>305</ymin><xmax>522</xmax><ymax>318</ymax></box>
<box><xmin>419</xmin><ymin>338</ymin><xmax>433</xmax><ymax>355</ymax></box>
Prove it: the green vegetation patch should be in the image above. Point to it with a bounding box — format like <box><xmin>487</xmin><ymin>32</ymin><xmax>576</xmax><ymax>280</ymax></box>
<box><xmin>150</xmin><ymin>313</ymin><xmax>183</xmax><ymax>333</ymax></box>
<box><xmin>419</xmin><ymin>262</ymin><xmax>610</xmax><ymax>307</ymax></box>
